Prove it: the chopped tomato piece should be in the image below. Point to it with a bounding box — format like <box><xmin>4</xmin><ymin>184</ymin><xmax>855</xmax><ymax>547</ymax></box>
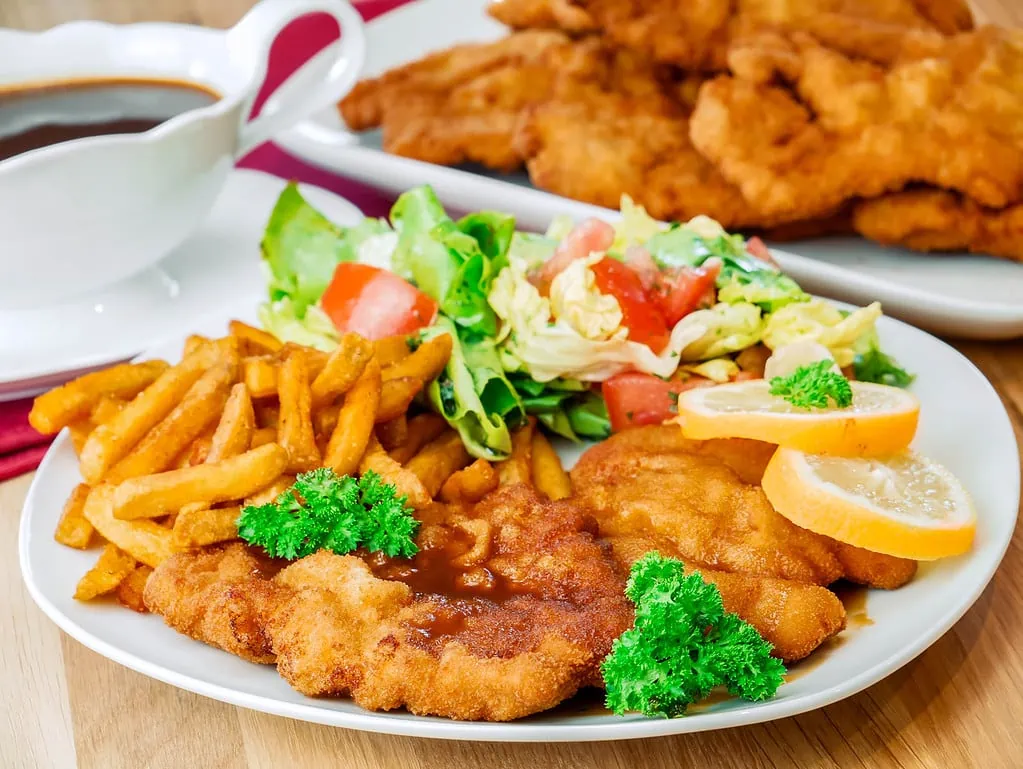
<box><xmin>650</xmin><ymin>263</ymin><xmax>720</xmax><ymax>325</ymax></box>
<box><xmin>533</xmin><ymin>218</ymin><xmax>615</xmax><ymax>295</ymax></box>
<box><xmin>591</xmin><ymin>258</ymin><xmax>671</xmax><ymax>353</ymax></box>
<box><xmin>745</xmin><ymin>236</ymin><xmax>776</xmax><ymax>267</ymax></box>
<box><xmin>623</xmin><ymin>245</ymin><xmax>660</xmax><ymax>292</ymax></box>
<box><xmin>320</xmin><ymin>263</ymin><xmax>437</xmax><ymax>341</ymax></box>
<box><xmin>603</xmin><ymin>372</ymin><xmax>714</xmax><ymax>431</ymax></box>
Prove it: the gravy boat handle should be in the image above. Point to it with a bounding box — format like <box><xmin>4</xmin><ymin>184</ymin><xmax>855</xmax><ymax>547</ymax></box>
<box><xmin>227</xmin><ymin>0</ymin><xmax>366</xmax><ymax>157</ymax></box>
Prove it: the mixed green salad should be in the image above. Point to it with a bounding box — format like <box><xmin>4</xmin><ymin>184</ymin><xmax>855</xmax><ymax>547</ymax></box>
<box><xmin>259</xmin><ymin>184</ymin><xmax>911</xmax><ymax>460</ymax></box>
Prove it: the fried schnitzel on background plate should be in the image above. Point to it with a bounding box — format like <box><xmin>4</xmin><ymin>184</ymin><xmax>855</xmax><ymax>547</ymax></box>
<box><xmin>20</xmin><ymin>295</ymin><xmax>1019</xmax><ymax>740</ymax></box>
<box><xmin>274</xmin><ymin>0</ymin><xmax>1023</xmax><ymax>340</ymax></box>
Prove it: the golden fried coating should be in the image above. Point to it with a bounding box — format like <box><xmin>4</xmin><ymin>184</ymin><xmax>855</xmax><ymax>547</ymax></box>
<box><xmin>690</xmin><ymin>27</ymin><xmax>1023</xmax><ymax>220</ymax></box>
<box><xmin>143</xmin><ymin>543</ymin><xmax>284</xmax><ymax>663</ymax></box>
<box><xmin>513</xmin><ymin>96</ymin><xmax>804</xmax><ymax>229</ymax></box>
<box><xmin>488</xmin><ymin>0</ymin><xmax>598</xmax><ymax>33</ymax></box>
<box><xmin>570</xmin><ymin>426</ymin><xmax>917</xmax><ymax>588</ymax></box>
<box><xmin>146</xmin><ymin>487</ymin><xmax>631</xmax><ymax>721</ymax></box>
<box><xmin>569</xmin><ymin>0</ymin><xmax>971</xmax><ymax>71</ymax></box>
<box><xmin>338</xmin><ymin>33</ymin><xmax>684</xmax><ymax>173</ymax></box>
<box><xmin>853</xmin><ymin>188</ymin><xmax>1023</xmax><ymax>263</ymax></box>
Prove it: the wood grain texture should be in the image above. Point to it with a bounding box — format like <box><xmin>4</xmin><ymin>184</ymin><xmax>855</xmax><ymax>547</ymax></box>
<box><xmin>1</xmin><ymin>1</ymin><xmax>1022</xmax><ymax>767</ymax></box>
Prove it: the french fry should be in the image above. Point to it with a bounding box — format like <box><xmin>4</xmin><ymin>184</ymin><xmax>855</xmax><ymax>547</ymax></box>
<box><xmin>79</xmin><ymin>343</ymin><xmax>225</xmax><ymax>484</ymax></box>
<box><xmin>377</xmin><ymin>415</ymin><xmax>408</xmax><ymax>451</ymax></box>
<box><xmin>406</xmin><ymin>430</ymin><xmax>472</xmax><ymax>498</ymax></box>
<box><xmin>82</xmin><ymin>485</ymin><xmax>174</xmax><ymax>567</ymax></box>
<box><xmin>54</xmin><ymin>483</ymin><xmax>94</xmax><ymax>549</ymax></box>
<box><xmin>439</xmin><ymin>459</ymin><xmax>499</xmax><ymax>504</ymax></box>
<box><xmin>207</xmin><ymin>383</ymin><xmax>255</xmax><ymax>463</ymax></box>
<box><xmin>30</xmin><ymin>360</ymin><xmax>170</xmax><ymax>435</ymax></box>
<box><xmin>111</xmin><ymin>443</ymin><xmax>289</xmax><ymax>520</ymax></box>
<box><xmin>89</xmin><ymin>395</ymin><xmax>128</xmax><ymax>426</ymax></box>
<box><xmin>381</xmin><ymin>333</ymin><xmax>452</xmax><ymax>384</ymax></box>
<box><xmin>312</xmin><ymin>405</ymin><xmax>339</xmax><ymax>441</ymax></box>
<box><xmin>389</xmin><ymin>413</ymin><xmax>448</xmax><ymax>464</ymax></box>
<box><xmin>243</xmin><ymin>356</ymin><xmax>278</xmax><ymax>399</ymax></box>
<box><xmin>277</xmin><ymin>349</ymin><xmax>321</xmax><ymax>473</ymax></box>
<box><xmin>115</xmin><ymin>564</ymin><xmax>153</xmax><ymax>613</ymax></box>
<box><xmin>172</xmin><ymin>505</ymin><xmax>241</xmax><ymax>549</ymax></box>
<box><xmin>244</xmin><ymin>475</ymin><xmax>295</xmax><ymax>506</ymax></box>
<box><xmin>498</xmin><ymin>419</ymin><xmax>535</xmax><ymax>486</ymax></box>
<box><xmin>325</xmin><ymin>358</ymin><xmax>381</xmax><ymax>477</ymax></box>
<box><xmin>376</xmin><ymin>377</ymin><xmax>423</xmax><ymax>423</ymax></box>
<box><xmin>67</xmin><ymin>420</ymin><xmax>93</xmax><ymax>456</ymax></box>
<box><xmin>359</xmin><ymin>436</ymin><xmax>431</xmax><ymax>509</ymax></box>
<box><xmin>250</xmin><ymin>426</ymin><xmax>277</xmax><ymax>449</ymax></box>
<box><xmin>74</xmin><ymin>543</ymin><xmax>136</xmax><ymax>601</ymax></box>
<box><xmin>310</xmin><ymin>332</ymin><xmax>372</xmax><ymax>407</ymax></box>
<box><xmin>531</xmin><ymin>432</ymin><xmax>572</xmax><ymax>500</ymax></box>
<box><xmin>374</xmin><ymin>334</ymin><xmax>415</xmax><ymax>367</ymax></box>
<box><xmin>184</xmin><ymin>434</ymin><xmax>214</xmax><ymax>467</ymax></box>
<box><xmin>183</xmin><ymin>334</ymin><xmax>212</xmax><ymax>357</ymax></box>
<box><xmin>106</xmin><ymin>360</ymin><xmax>236</xmax><ymax>482</ymax></box>
<box><xmin>229</xmin><ymin>319</ymin><xmax>284</xmax><ymax>355</ymax></box>
<box><xmin>177</xmin><ymin>382</ymin><xmax>256</xmax><ymax>525</ymax></box>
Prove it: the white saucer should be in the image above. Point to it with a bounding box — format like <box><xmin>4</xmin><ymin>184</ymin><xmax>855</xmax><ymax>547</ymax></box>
<box><xmin>0</xmin><ymin>169</ymin><xmax>363</xmax><ymax>402</ymax></box>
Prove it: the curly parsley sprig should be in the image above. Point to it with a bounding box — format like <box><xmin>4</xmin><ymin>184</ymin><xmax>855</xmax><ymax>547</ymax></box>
<box><xmin>769</xmin><ymin>360</ymin><xmax>853</xmax><ymax>410</ymax></box>
<box><xmin>236</xmin><ymin>468</ymin><xmax>419</xmax><ymax>560</ymax></box>
<box><xmin>602</xmin><ymin>554</ymin><xmax>786</xmax><ymax>718</ymax></box>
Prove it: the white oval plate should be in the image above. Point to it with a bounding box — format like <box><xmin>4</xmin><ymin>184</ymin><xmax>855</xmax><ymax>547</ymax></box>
<box><xmin>0</xmin><ymin>169</ymin><xmax>363</xmax><ymax>401</ymax></box>
<box><xmin>275</xmin><ymin>0</ymin><xmax>1023</xmax><ymax>340</ymax></box>
<box><xmin>20</xmin><ymin>297</ymin><xmax>1019</xmax><ymax>742</ymax></box>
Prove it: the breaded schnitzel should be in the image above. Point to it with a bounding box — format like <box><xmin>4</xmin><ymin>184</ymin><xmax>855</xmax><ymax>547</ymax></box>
<box><xmin>338</xmin><ymin>32</ymin><xmax>681</xmax><ymax>173</ymax></box>
<box><xmin>853</xmin><ymin>188</ymin><xmax>1023</xmax><ymax>263</ymax></box>
<box><xmin>571</xmin><ymin>426</ymin><xmax>917</xmax><ymax>589</ymax></box>
<box><xmin>146</xmin><ymin>486</ymin><xmax>631</xmax><ymax>721</ymax></box>
<box><xmin>527</xmin><ymin>0</ymin><xmax>972</xmax><ymax>71</ymax></box>
<box><xmin>689</xmin><ymin>27</ymin><xmax>1023</xmax><ymax>220</ymax></box>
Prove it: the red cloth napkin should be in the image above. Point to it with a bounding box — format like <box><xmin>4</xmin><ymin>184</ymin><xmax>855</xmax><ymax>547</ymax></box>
<box><xmin>0</xmin><ymin>0</ymin><xmax>413</xmax><ymax>479</ymax></box>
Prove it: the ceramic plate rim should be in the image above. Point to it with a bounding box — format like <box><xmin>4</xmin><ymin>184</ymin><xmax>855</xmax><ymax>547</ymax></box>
<box><xmin>19</xmin><ymin>300</ymin><xmax>1020</xmax><ymax>741</ymax></box>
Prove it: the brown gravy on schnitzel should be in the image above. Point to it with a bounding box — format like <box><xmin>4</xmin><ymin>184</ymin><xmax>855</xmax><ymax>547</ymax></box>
<box><xmin>364</xmin><ymin>526</ymin><xmax>536</xmax><ymax>643</ymax></box>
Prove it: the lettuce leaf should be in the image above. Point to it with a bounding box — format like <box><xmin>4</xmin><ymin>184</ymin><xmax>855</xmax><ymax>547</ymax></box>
<box><xmin>261</xmin><ymin>182</ymin><xmax>389</xmax><ymax>316</ymax></box>
<box><xmin>390</xmin><ymin>186</ymin><xmax>512</xmax><ymax>338</ymax></box>
<box><xmin>509</xmin><ymin>375</ymin><xmax>610</xmax><ymax>441</ymax></box>
<box><xmin>257</xmin><ymin>299</ymin><xmax>338</xmax><ymax>352</ymax></box>
<box><xmin>425</xmin><ymin>317</ymin><xmax>524</xmax><ymax>460</ymax></box>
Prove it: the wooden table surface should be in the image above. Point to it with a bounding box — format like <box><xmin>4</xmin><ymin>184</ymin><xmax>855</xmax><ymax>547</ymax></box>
<box><xmin>3</xmin><ymin>1</ymin><xmax>1023</xmax><ymax>767</ymax></box>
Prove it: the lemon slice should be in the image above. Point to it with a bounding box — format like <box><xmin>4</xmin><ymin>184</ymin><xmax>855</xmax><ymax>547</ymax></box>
<box><xmin>762</xmin><ymin>447</ymin><xmax>976</xmax><ymax>560</ymax></box>
<box><xmin>676</xmin><ymin>380</ymin><xmax>919</xmax><ymax>456</ymax></box>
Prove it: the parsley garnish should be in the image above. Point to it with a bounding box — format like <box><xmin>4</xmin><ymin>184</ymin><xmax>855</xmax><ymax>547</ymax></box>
<box><xmin>602</xmin><ymin>554</ymin><xmax>785</xmax><ymax>718</ymax></box>
<box><xmin>236</xmin><ymin>468</ymin><xmax>418</xmax><ymax>560</ymax></box>
<box><xmin>405</xmin><ymin>333</ymin><xmax>422</xmax><ymax>352</ymax></box>
<box><xmin>769</xmin><ymin>360</ymin><xmax>853</xmax><ymax>410</ymax></box>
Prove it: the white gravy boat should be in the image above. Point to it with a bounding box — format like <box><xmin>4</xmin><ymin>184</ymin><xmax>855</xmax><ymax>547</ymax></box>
<box><xmin>0</xmin><ymin>0</ymin><xmax>365</xmax><ymax>309</ymax></box>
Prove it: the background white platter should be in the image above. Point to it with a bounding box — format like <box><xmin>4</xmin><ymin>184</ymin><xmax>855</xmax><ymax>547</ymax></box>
<box><xmin>20</xmin><ymin>296</ymin><xmax>1019</xmax><ymax>741</ymax></box>
<box><xmin>0</xmin><ymin>169</ymin><xmax>364</xmax><ymax>401</ymax></box>
<box><xmin>275</xmin><ymin>0</ymin><xmax>1023</xmax><ymax>341</ymax></box>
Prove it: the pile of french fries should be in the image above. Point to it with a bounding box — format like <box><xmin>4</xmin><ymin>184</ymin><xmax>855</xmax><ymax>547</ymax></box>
<box><xmin>31</xmin><ymin>320</ymin><xmax>572</xmax><ymax>612</ymax></box>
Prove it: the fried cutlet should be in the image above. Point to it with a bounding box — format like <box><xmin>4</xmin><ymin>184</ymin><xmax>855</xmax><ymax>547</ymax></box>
<box><xmin>513</xmin><ymin>96</ymin><xmax>811</xmax><ymax>229</ymax></box>
<box><xmin>689</xmin><ymin>27</ymin><xmax>1023</xmax><ymax>221</ymax></box>
<box><xmin>558</xmin><ymin>0</ymin><xmax>972</xmax><ymax>71</ymax></box>
<box><xmin>852</xmin><ymin>188</ymin><xmax>1023</xmax><ymax>262</ymax></box>
<box><xmin>338</xmin><ymin>32</ymin><xmax>681</xmax><ymax>173</ymax></box>
<box><xmin>146</xmin><ymin>487</ymin><xmax>631</xmax><ymax>721</ymax></box>
<box><xmin>570</xmin><ymin>426</ymin><xmax>918</xmax><ymax>590</ymax></box>
<box><xmin>488</xmin><ymin>0</ymin><xmax>599</xmax><ymax>34</ymax></box>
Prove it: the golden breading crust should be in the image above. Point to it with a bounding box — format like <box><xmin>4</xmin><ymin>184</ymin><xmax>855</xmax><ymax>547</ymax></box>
<box><xmin>853</xmin><ymin>188</ymin><xmax>1023</xmax><ymax>263</ymax></box>
<box><xmin>145</xmin><ymin>487</ymin><xmax>632</xmax><ymax>721</ymax></box>
<box><xmin>487</xmin><ymin>0</ymin><xmax>598</xmax><ymax>34</ymax></box>
<box><xmin>690</xmin><ymin>27</ymin><xmax>1023</xmax><ymax>220</ymax></box>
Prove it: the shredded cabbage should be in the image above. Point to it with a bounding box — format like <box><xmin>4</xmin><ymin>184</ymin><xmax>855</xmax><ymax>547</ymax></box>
<box><xmin>488</xmin><ymin>257</ymin><xmax>706</xmax><ymax>382</ymax></box>
<box><xmin>675</xmin><ymin>303</ymin><xmax>764</xmax><ymax>361</ymax></box>
<box><xmin>549</xmin><ymin>253</ymin><xmax>623</xmax><ymax>341</ymax></box>
<box><xmin>762</xmin><ymin>300</ymin><xmax>882</xmax><ymax>367</ymax></box>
